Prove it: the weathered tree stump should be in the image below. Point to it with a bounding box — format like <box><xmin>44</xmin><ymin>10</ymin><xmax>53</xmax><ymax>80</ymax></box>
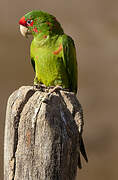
<box><xmin>4</xmin><ymin>86</ymin><xmax>83</xmax><ymax>180</ymax></box>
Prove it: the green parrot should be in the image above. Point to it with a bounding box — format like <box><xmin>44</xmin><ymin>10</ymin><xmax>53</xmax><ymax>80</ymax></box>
<box><xmin>19</xmin><ymin>10</ymin><xmax>77</xmax><ymax>93</ymax></box>
<box><xmin>19</xmin><ymin>10</ymin><xmax>88</xmax><ymax>168</ymax></box>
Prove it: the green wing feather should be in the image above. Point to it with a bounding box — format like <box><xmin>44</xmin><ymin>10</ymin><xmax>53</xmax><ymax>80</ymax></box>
<box><xmin>31</xmin><ymin>58</ymin><xmax>35</xmax><ymax>72</ymax></box>
<box><xmin>62</xmin><ymin>34</ymin><xmax>78</xmax><ymax>93</ymax></box>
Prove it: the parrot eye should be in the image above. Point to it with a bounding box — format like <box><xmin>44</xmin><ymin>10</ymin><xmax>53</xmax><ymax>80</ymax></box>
<box><xmin>27</xmin><ymin>20</ymin><xmax>33</xmax><ymax>25</ymax></box>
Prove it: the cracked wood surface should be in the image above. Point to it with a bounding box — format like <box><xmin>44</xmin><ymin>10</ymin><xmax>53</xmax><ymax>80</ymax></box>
<box><xmin>4</xmin><ymin>86</ymin><xmax>83</xmax><ymax>180</ymax></box>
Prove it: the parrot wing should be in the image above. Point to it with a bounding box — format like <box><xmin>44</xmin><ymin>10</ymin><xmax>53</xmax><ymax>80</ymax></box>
<box><xmin>62</xmin><ymin>34</ymin><xmax>78</xmax><ymax>93</ymax></box>
<box><xmin>62</xmin><ymin>35</ymin><xmax>88</xmax><ymax>167</ymax></box>
<box><xmin>31</xmin><ymin>58</ymin><xmax>36</xmax><ymax>72</ymax></box>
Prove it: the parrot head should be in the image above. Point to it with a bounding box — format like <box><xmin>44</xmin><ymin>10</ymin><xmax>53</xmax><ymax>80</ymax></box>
<box><xmin>19</xmin><ymin>10</ymin><xmax>63</xmax><ymax>38</ymax></box>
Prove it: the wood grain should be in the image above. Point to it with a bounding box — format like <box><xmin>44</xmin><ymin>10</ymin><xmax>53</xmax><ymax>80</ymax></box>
<box><xmin>4</xmin><ymin>86</ymin><xmax>83</xmax><ymax>180</ymax></box>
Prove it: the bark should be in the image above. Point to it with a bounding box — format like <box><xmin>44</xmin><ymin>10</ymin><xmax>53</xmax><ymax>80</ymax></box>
<box><xmin>4</xmin><ymin>86</ymin><xmax>83</xmax><ymax>180</ymax></box>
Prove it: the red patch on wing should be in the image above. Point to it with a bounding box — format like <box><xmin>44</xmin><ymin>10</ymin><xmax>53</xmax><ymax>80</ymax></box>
<box><xmin>46</xmin><ymin>22</ymin><xmax>51</xmax><ymax>26</ymax></box>
<box><xmin>36</xmin><ymin>56</ymin><xmax>39</xmax><ymax>60</ymax></box>
<box><xmin>43</xmin><ymin>35</ymin><xmax>47</xmax><ymax>39</ymax></box>
<box><xmin>33</xmin><ymin>27</ymin><xmax>38</xmax><ymax>33</ymax></box>
<box><xmin>53</xmin><ymin>44</ymin><xmax>63</xmax><ymax>55</ymax></box>
<box><xmin>19</xmin><ymin>16</ymin><xmax>26</xmax><ymax>26</ymax></box>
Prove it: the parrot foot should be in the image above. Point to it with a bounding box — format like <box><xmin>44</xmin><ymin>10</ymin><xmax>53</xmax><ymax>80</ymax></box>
<box><xmin>48</xmin><ymin>85</ymin><xmax>69</xmax><ymax>94</ymax></box>
<box><xmin>33</xmin><ymin>84</ymin><xmax>69</xmax><ymax>94</ymax></box>
<box><xmin>33</xmin><ymin>83</ymin><xmax>47</xmax><ymax>92</ymax></box>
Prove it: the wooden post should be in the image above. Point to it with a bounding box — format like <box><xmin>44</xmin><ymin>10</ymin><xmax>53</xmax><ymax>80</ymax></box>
<box><xmin>4</xmin><ymin>86</ymin><xmax>83</xmax><ymax>180</ymax></box>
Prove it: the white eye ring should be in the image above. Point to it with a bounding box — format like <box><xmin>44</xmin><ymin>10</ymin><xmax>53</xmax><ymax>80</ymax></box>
<box><xmin>27</xmin><ymin>20</ymin><xmax>33</xmax><ymax>24</ymax></box>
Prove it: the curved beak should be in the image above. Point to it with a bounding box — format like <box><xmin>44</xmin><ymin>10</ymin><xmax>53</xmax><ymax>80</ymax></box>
<box><xmin>19</xmin><ymin>16</ymin><xmax>31</xmax><ymax>37</ymax></box>
<box><xmin>20</xmin><ymin>25</ymin><xmax>28</xmax><ymax>37</ymax></box>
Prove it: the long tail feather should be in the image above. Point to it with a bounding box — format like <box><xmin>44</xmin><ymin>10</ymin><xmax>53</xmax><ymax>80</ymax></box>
<box><xmin>80</xmin><ymin>137</ymin><xmax>88</xmax><ymax>162</ymax></box>
<box><xmin>78</xmin><ymin>152</ymin><xmax>82</xmax><ymax>169</ymax></box>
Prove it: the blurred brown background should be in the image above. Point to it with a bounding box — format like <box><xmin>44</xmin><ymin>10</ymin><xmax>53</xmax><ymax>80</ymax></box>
<box><xmin>0</xmin><ymin>0</ymin><xmax>118</xmax><ymax>179</ymax></box>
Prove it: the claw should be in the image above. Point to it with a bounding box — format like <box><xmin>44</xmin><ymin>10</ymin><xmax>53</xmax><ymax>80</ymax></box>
<box><xmin>33</xmin><ymin>83</ymin><xmax>47</xmax><ymax>92</ymax></box>
<box><xmin>48</xmin><ymin>85</ymin><xmax>69</xmax><ymax>93</ymax></box>
<box><xmin>33</xmin><ymin>84</ymin><xmax>69</xmax><ymax>94</ymax></box>
<box><xmin>48</xmin><ymin>85</ymin><xmax>62</xmax><ymax>93</ymax></box>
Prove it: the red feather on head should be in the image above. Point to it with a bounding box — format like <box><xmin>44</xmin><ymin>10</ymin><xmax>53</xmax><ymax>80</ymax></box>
<box><xmin>19</xmin><ymin>16</ymin><xmax>27</xmax><ymax>26</ymax></box>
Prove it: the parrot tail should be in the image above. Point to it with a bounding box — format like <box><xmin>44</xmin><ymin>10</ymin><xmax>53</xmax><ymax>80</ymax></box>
<box><xmin>78</xmin><ymin>152</ymin><xmax>82</xmax><ymax>169</ymax></box>
<box><xmin>78</xmin><ymin>137</ymin><xmax>88</xmax><ymax>169</ymax></box>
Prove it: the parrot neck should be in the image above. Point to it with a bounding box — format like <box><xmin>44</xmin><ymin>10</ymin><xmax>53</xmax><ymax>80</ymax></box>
<box><xmin>33</xmin><ymin>33</ymin><xmax>62</xmax><ymax>47</ymax></box>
